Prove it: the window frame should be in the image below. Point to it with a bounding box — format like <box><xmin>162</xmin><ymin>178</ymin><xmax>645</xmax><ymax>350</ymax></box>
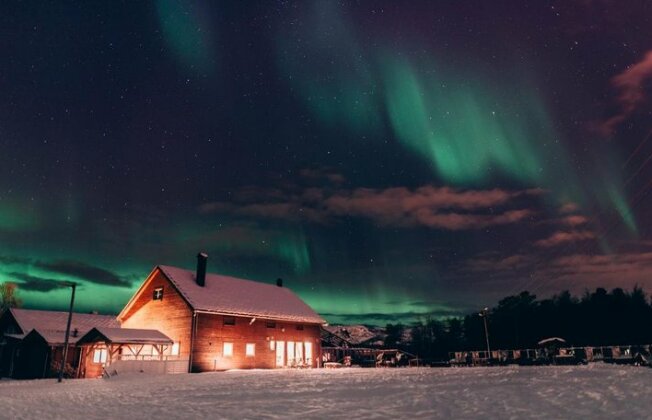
<box><xmin>223</xmin><ymin>316</ymin><xmax>236</xmax><ymax>326</ymax></box>
<box><xmin>170</xmin><ymin>342</ymin><xmax>180</xmax><ymax>356</ymax></box>
<box><xmin>93</xmin><ymin>348</ymin><xmax>107</xmax><ymax>364</ymax></box>
<box><xmin>245</xmin><ymin>343</ymin><xmax>255</xmax><ymax>357</ymax></box>
<box><xmin>266</xmin><ymin>321</ymin><xmax>276</xmax><ymax>329</ymax></box>
<box><xmin>223</xmin><ymin>342</ymin><xmax>233</xmax><ymax>358</ymax></box>
<box><xmin>153</xmin><ymin>287</ymin><xmax>164</xmax><ymax>301</ymax></box>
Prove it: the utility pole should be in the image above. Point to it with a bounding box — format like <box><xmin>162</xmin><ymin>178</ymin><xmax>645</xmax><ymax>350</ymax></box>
<box><xmin>58</xmin><ymin>282</ymin><xmax>76</xmax><ymax>383</ymax></box>
<box><xmin>479</xmin><ymin>307</ymin><xmax>491</xmax><ymax>364</ymax></box>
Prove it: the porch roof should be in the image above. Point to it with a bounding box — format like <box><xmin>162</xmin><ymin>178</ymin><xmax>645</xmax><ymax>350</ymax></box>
<box><xmin>76</xmin><ymin>327</ymin><xmax>173</xmax><ymax>346</ymax></box>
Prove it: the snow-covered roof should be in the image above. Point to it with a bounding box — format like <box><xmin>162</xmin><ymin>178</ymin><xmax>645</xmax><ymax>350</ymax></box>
<box><xmin>157</xmin><ymin>265</ymin><xmax>326</xmax><ymax>325</ymax></box>
<box><xmin>538</xmin><ymin>337</ymin><xmax>567</xmax><ymax>346</ymax></box>
<box><xmin>8</xmin><ymin>308</ymin><xmax>119</xmax><ymax>340</ymax></box>
<box><xmin>24</xmin><ymin>329</ymin><xmax>79</xmax><ymax>345</ymax></box>
<box><xmin>77</xmin><ymin>327</ymin><xmax>172</xmax><ymax>345</ymax></box>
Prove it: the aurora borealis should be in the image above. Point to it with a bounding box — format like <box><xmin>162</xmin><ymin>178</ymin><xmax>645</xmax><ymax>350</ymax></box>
<box><xmin>2</xmin><ymin>1</ymin><xmax>652</xmax><ymax>325</ymax></box>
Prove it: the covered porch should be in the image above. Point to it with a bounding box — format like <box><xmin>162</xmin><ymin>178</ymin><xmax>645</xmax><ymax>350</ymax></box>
<box><xmin>76</xmin><ymin>327</ymin><xmax>184</xmax><ymax>378</ymax></box>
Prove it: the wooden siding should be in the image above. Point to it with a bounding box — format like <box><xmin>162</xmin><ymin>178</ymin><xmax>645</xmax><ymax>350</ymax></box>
<box><xmin>120</xmin><ymin>270</ymin><xmax>193</xmax><ymax>360</ymax></box>
<box><xmin>192</xmin><ymin>313</ymin><xmax>321</xmax><ymax>371</ymax></box>
<box><xmin>81</xmin><ymin>346</ymin><xmax>104</xmax><ymax>379</ymax></box>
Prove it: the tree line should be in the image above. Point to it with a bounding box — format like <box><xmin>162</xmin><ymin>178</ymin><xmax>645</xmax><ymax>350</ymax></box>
<box><xmin>0</xmin><ymin>282</ymin><xmax>20</xmax><ymax>312</ymax></box>
<box><xmin>385</xmin><ymin>287</ymin><xmax>652</xmax><ymax>361</ymax></box>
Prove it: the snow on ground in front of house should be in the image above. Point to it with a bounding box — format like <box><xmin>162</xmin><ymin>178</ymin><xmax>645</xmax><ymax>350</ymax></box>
<box><xmin>1</xmin><ymin>364</ymin><xmax>651</xmax><ymax>419</ymax></box>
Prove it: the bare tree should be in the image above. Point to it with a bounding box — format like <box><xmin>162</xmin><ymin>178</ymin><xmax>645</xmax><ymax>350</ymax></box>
<box><xmin>0</xmin><ymin>282</ymin><xmax>21</xmax><ymax>311</ymax></box>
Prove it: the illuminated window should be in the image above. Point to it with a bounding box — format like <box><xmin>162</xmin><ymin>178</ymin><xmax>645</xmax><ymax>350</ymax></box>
<box><xmin>223</xmin><ymin>342</ymin><xmax>233</xmax><ymax>357</ymax></box>
<box><xmin>266</xmin><ymin>321</ymin><xmax>276</xmax><ymax>329</ymax></box>
<box><xmin>93</xmin><ymin>348</ymin><xmax>107</xmax><ymax>364</ymax></box>
<box><xmin>223</xmin><ymin>316</ymin><xmax>236</xmax><ymax>326</ymax></box>
<box><xmin>171</xmin><ymin>342</ymin><xmax>180</xmax><ymax>356</ymax></box>
<box><xmin>287</xmin><ymin>341</ymin><xmax>295</xmax><ymax>365</ymax></box>
<box><xmin>153</xmin><ymin>287</ymin><xmax>164</xmax><ymax>300</ymax></box>
<box><xmin>269</xmin><ymin>340</ymin><xmax>275</xmax><ymax>351</ymax></box>
<box><xmin>296</xmin><ymin>341</ymin><xmax>303</xmax><ymax>363</ymax></box>
<box><xmin>246</xmin><ymin>343</ymin><xmax>255</xmax><ymax>357</ymax></box>
<box><xmin>304</xmin><ymin>342</ymin><xmax>313</xmax><ymax>364</ymax></box>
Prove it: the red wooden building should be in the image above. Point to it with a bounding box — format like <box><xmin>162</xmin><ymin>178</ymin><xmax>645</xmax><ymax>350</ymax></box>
<box><xmin>117</xmin><ymin>253</ymin><xmax>326</xmax><ymax>372</ymax></box>
<box><xmin>0</xmin><ymin>308</ymin><xmax>119</xmax><ymax>379</ymax></box>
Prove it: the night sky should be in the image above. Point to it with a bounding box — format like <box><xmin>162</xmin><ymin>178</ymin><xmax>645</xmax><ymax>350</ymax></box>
<box><xmin>2</xmin><ymin>1</ymin><xmax>652</xmax><ymax>325</ymax></box>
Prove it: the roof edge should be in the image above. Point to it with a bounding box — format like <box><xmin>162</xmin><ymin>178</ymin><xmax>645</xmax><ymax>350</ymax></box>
<box><xmin>193</xmin><ymin>309</ymin><xmax>326</xmax><ymax>325</ymax></box>
<box><xmin>6</xmin><ymin>308</ymin><xmax>26</xmax><ymax>335</ymax></box>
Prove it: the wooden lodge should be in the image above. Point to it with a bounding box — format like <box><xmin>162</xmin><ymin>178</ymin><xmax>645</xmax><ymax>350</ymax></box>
<box><xmin>118</xmin><ymin>254</ymin><xmax>325</xmax><ymax>372</ymax></box>
<box><xmin>0</xmin><ymin>253</ymin><xmax>326</xmax><ymax>378</ymax></box>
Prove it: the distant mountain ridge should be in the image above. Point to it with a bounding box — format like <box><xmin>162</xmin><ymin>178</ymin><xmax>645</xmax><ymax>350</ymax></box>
<box><xmin>323</xmin><ymin>324</ymin><xmax>413</xmax><ymax>347</ymax></box>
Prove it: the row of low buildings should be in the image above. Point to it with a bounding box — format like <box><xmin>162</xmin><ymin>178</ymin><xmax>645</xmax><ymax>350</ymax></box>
<box><xmin>0</xmin><ymin>254</ymin><xmax>327</xmax><ymax>379</ymax></box>
<box><xmin>450</xmin><ymin>339</ymin><xmax>652</xmax><ymax>366</ymax></box>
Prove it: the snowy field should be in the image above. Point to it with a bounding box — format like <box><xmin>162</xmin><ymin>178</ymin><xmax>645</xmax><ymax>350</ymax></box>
<box><xmin>1</xmin><ymin>364</ymin><xmax>651</xmax><ymax>419</ymax></box>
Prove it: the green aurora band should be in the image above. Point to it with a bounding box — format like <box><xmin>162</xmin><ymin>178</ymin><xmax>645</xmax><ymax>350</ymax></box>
<box><xmin>276</xmin><ymin>1</ymin><xmax>637</xmax><ymax>235</ymax></box>
<box><xmin>156</xmin><ymin>0</ymin><xmax>214</xmax><ymax>73</ymax></box>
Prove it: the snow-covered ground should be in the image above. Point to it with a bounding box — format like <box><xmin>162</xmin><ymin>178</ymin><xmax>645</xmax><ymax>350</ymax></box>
<box><xmin>0</xmin><ymin>365</ymin><xmax>651</xmax><ymax>419</ymax></box>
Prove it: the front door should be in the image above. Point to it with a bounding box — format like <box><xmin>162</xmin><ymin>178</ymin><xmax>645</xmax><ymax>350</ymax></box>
<box><xmin>275</xmin><ymin>340</ymin><xmax>285</xmax><ymax>367</ymax></box>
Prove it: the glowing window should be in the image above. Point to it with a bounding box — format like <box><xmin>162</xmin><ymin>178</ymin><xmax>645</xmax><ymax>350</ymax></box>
<box><xmin>223</xmin><ymin>342</ymin><xmax>233</xmax><ymax>357</ymax></box>
<box><xmin>171</xmin><ymin>342</ymin><xmax>180</xmax><ymax>356</ymax></box>
<box><xmin>287</xmin><ymin>341</ymin><xmax>295</xmax><ymax>365</ymax></box>
<box><xmin>296</xmin><ymin>342</ymin><xmax>303</xmax><ymax>363</ymax></box>
<box><xmin>269</xmin><ymin>340</ymin><xmax>275</xmax><ymax>351</ymax></box>
<box><xmin>153</xmin><ymin>287</ymin><xmax>163</xmax><ymax>300</ymax></box>
<box><xmin>305</xmin><ymin>342</ymin><xmax>313</xmax><ymax>364</ymax></box>
<box><xmin>246</xmin><ymin>343</ymin><xmax>255</xmax><ymax>357</ymax></box>
<box><xmin>93</xmin><ymin>348</ymin><xmax>107</xmax><ymax>364</ymax></box>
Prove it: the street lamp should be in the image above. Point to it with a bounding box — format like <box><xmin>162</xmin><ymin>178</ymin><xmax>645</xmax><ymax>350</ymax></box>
<box><xmin>58</xmin><ymin>281</ymin><xmax>77</xmax><ymax>383</ymax></box>
<box><xmin>479</xmin><ymin>307</ymin><xmax>491</xmax><ymax>363</ymax></box>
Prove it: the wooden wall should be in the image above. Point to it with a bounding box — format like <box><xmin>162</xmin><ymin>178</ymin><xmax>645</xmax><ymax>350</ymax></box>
<box><xmin>120</xmin><ymin>270</ymin><xmax>193</xmax><ymax>361</ymax></box>
<box><xmin>192</xmin><ymin>313</ymin><xmax>321</xmax><ymax>372</ymax></box>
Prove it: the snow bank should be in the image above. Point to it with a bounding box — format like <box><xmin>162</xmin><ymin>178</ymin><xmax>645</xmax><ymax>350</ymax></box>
<box><xmin>0</xmin><ymin>365</ymin><xmax>650</xmax><ymax>419</ymax></box>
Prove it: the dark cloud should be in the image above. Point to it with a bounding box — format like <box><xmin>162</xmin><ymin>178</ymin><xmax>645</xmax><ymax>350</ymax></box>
<box><xmin>534</xmin><ymin>230</ymin><xmax>596</xmax><ymax>248</ymax></box>
<box><xmin>200</xmin><ymin>185</ymin><xmax>541</xmax><ymax>230</ymax></box>
<box><xmin>599</xmin><ymin>51</ymin><xmax>652</xmax><ymax>135</ymax></box>
<box><xmin>321</xmin><ymin>310</ymin><xmax>462</xmax><ymax>325</ymax></box>
<box><xmin>9</xmin><ymin>272</ymin><xmax>63</xmax><ymax>292</ymax></box>
<box><xmin>33</xmin><ymin>260</ymin><xmax>131</xmax><ymax>288</ymax></box>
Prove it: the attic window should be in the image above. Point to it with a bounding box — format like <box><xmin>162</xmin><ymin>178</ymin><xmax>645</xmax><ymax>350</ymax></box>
<box><xmin>153</xmin><ymin>287</ymin><xmax>164</xmax><ymax>300</ymax></box>
<box><xmin>223</xmin><ymin>316</ymin><xmax>235</xmax><ymax>326</ymax></box>
<box><xmin>296</xmin><ymin>325</ymin><xmax>304</xmax><ymax>331</ymax></box>
<box><xmin>266</xmin><ymin>321</ymin><xmax>276</xmax><ymax>329</ymax></box>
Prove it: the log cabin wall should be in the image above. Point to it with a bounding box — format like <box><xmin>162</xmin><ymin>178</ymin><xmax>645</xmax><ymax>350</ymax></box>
<box><xmin>192</xmin><ymin>313</ymin><xmax>321</xmax><ymax>372</ymax></box>
<box><xmin>120</xmin><ymin>270</ymin><xmax>193</xmax><ymax>359</ymax></box>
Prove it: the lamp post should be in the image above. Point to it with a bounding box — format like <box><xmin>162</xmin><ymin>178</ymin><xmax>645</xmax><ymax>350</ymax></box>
<box><xmin>479</xmin><ymin>307</ymin><xmax>491</xmax><ymax>363</ymax></box>
<box><xmin>58</xmin><ymin>281</ymin><xmax>77</xmax><ymax>383</ymax></box>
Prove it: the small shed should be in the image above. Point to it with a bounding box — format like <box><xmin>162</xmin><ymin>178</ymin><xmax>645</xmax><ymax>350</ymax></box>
<box><xmin>76</xmin><ymin>327</ymin><xmax>173</xmax><ymax>378</ymax></box>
